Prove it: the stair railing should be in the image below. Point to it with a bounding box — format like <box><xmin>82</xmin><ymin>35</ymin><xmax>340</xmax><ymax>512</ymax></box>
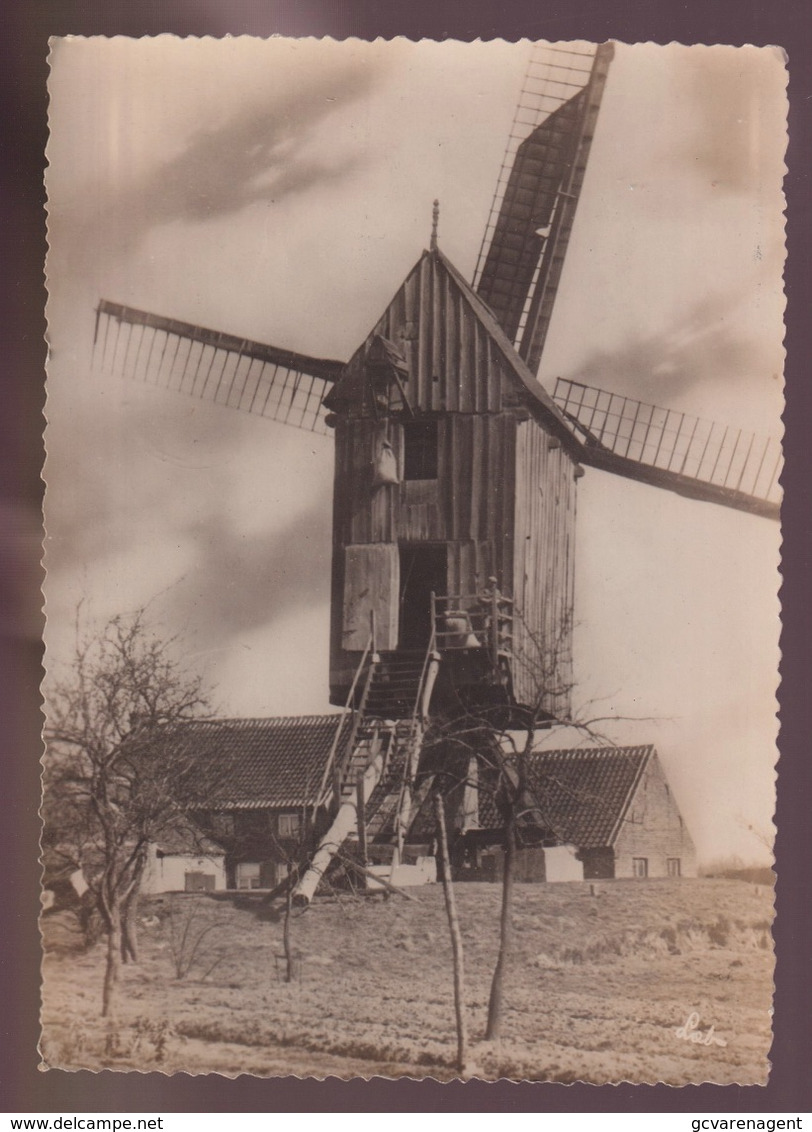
<box><xmin>414</xmin><ymin>608</ymin><xmax>438</xmax><ymax>727</ymax></box>
<box><xmin>333</xmin><ymin>663</ymin><xmax>378</xmax><ymax>804</ymax></box>
<box><xmin>313</xmin><ymin>628</ymin><xmax>377</xmax><ymax>819</ymax></box>
<box><xmin>390</xmin><ymin>613</ymin><xmax>442</xmax><ymax>861</ymax></box>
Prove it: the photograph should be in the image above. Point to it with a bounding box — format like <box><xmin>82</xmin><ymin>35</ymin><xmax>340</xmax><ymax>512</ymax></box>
<box><xmin>41</xmin><ymin>36</ymin><xmax>784</xmax><ymax>1084</ymax></box>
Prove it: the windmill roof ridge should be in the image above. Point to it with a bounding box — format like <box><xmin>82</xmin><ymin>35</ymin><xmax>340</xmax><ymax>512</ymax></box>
<box><xmin>428</xmin><ymin>245</ymin><xmax>582</xmax><ymax>451</ymax></box>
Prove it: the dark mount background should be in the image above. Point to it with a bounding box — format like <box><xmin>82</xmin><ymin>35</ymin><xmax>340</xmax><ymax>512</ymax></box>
<box><xmin>3</xmin><ymin>0</ymin><xmax>810</xmax><ymax>1115</ymax></box>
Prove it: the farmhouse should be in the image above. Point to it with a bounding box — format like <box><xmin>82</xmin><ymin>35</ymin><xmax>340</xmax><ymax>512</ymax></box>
<box><xmin>462</xmin><ymin>745</ymin><xmax>697</xmax><ymax>881</ymax></box>
<box><xmin>180</xmin><ymin>715</ymin><xmax>349</xmax><ymax>891</ymax></box>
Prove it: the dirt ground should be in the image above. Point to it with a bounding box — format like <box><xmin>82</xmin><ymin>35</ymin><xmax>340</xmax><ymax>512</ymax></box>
<box><xmin>40</xmin><ymin>878</ymin><xmax>774</xmax><ymax>1083</ymax></box>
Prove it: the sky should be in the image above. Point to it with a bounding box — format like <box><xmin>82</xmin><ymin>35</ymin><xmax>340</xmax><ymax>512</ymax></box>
<box><xmin>44</xmin><ymin>38</ymin><xmax>786</xmax><ymax>865</ymax></box>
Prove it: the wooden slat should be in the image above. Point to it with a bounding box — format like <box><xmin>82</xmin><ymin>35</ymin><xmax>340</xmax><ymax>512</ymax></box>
<box><xmin>418</xmin><ymin>256</ymin><xmax>433</xmax><ymax>409</ymax></box>
<box><xmin>431</xmin><ymin>256</ymin><xmax>444</xmax><ymax>412</ymax></box>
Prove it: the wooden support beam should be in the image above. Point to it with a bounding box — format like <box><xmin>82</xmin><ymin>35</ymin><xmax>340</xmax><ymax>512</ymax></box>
<box><xmin>356</xmin><ymin>771</ymin><xmax>368</xmax><ymax>886</ymax></box>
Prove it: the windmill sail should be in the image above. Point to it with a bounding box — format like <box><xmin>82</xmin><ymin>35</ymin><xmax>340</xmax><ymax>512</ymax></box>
<box><xmin>474</xmin><ymin>42</ymin><xmax>614</xmax><ymax>374</ymax></box>
<box><xmin>93</xmin><ymin>299</ymin><xmax>345</xmax><ymax>435</ymax></box>
<box><xmin>554</xmin><ymin>378</ymin><xmax>781</xmax><ymax>520</ymax></box>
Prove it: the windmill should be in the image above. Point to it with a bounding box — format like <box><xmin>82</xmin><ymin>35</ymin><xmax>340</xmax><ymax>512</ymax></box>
<box><xmin>91</xmin><ymin>43</ymin><xmax>781</xmax><ymax>896</ymax></box>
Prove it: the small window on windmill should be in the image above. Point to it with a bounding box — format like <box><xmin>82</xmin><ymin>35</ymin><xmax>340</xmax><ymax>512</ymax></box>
<box><xmin>403</xmin><ymin>419</ymin><xmax>438</xmax><ymax>480</ymax></box>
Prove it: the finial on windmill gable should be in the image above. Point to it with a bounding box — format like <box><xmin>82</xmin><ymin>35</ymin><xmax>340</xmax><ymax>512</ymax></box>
<box><xmin>430</xmin><ymin>199</ymin><xmax>440</xmax><ymax>251</ymax></box>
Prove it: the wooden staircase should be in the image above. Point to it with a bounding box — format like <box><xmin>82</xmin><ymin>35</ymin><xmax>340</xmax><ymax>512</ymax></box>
<box><xmin>335</xmin><ymin>723</ymin><xmax>391</xmax><ymax>803</ymax></box>
<box><xmin>293</xmin><ymin>638</ymin><xmax>440</xmax><ymax>903</ymax></box>
<box><xmin>363</xmin><ymin>721</ymin><xmax>416</xmax><ymax>840</ymax></box>
<box><xmin>360</xmin><ymin>651</ymin><xmax>427</xmax><ymax>720</ymax></box>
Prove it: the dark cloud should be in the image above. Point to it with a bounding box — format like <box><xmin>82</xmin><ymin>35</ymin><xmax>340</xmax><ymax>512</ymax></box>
<box><xmin>44</xmin><ymin>387</ymin><xmax>255</xmax><ymax>573</ymax></box>
<box><xmin>164</xmin><ymin>488</ymin><xmax>332</xmax><ymax>654</ymax></box>
<box><xmin>45</xmin><ymin>378</ymin><xmax>333</xmax><ymax>653</ymax></box>
<box><xmin>139</xmin><ymin>64</ymin><xmax>375</xmax><ymax>228</ymax></box>
<box><xmin>568</xmin><ymin>290</ymin><xmax>779</xmax><ymax>411</ymax></box>
<box><xmin>55</xmin><ymin>59</ymin><xmax>380</xmax><ymax>266</ymax></box>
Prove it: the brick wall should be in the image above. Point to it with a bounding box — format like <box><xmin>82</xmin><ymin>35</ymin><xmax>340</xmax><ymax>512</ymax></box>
<box><xmin>612</xmin><ymin>755</ymin><xmax>696</xmax><ymax>878</ymax></box>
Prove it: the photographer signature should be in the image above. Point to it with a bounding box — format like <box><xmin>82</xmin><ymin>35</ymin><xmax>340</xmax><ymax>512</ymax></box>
<box><xmin>675</xmin><ymin>1011</ymin><xmax>727</xmax><ymax>1047</ymax></box>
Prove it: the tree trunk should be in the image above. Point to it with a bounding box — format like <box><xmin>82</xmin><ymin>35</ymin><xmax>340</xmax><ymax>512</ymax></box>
<box><xmin>283</xmin><ymin>878</ymin><xmax>295</xmax><ymax>983</ymax></box>
<box><xmin>121</xmin><ymin>892</ymin><xmax>139</xmax><ymax>963</ymax></box>
<box><xmin>102</xmin><ymin>903</ymin><xmax>123</xmax><ymax>1056</ymax></box>
<box><xmin>120</xmin><ymin>852</ymin><xmax>145</xmax><ymax>963</ymax></box>
<box><xmin>485</xmin><ymin>814</ymin><xmax>516</xmax><ymax>1041</ymax></box>
<box><xmin>434</xmin><ymin>791</ymin><xmax>468</xmax><ymax>1076</ymax></box>
<box><xmin>102</xmin><ymin>908</ymin><xmax>121</xmax><ymax>1017</ymax></box>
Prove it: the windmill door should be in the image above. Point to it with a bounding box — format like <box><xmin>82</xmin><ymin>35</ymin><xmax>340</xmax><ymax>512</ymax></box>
<box><xmin>399</xmin><ymin>545</ymin><xmax>446</xmax><ymax>650</ymax></box>
<box><xmin>342</xmin><ymin>544</ymin><xmax>400</xmax><ymax>652</ymax></box>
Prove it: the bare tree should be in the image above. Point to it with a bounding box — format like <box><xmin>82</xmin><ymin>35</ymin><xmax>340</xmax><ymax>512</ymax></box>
<box><xmin>424</xmin><ymin>606</ymin><xmax>648</xmax><ymax>1045</ymax></box>
<box><xmin>43</xmin><ymin>608</ymin><xmax>214</xmax><ymax>1047</ymax></box>
<box><xmin>434</xmin><ymin>790</ymin><xmax>468</xmax><ymax>1074</ymax></box>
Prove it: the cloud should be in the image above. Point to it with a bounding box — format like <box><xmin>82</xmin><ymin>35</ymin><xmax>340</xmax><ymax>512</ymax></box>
<box><xmin>162</xmin><ymin>490</ymin><xmax>332</xmax><ymax>657</ymax></box>
<box><xmin>141</xmin><ymin>64</ymin><xmax>375</xmax><ymax>228</ymax></box>
<box><xmin>45</xmin><ymin>364</ymin><xmax>334</xmax><ymax>666</ymax></box>
<box><xmin>43</xmin><ymin>383</ymin><xmax>255</xmax><ymax>574</ymax></box>
<box><xmin>569</xmin><ymin>288</ymin><xmax>780</xmax><ymax>415</ymax></box>
<box><xmin>52</xmin><ymin>57</ymin><xmax>382</xmax><ymax>269</ymax></box>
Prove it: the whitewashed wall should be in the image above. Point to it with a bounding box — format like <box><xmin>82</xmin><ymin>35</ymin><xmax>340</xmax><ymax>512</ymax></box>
<box><xmin>141</xmin><ymin>844</ymin><xmax>226</xmax><ymax>894</ymax></box>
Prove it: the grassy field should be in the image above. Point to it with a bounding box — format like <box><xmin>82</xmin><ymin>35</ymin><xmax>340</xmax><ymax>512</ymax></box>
<box><xmin>40</xmin><ymin>878</ymin><xmax>774</xmax><ymax>1083</ymax></box>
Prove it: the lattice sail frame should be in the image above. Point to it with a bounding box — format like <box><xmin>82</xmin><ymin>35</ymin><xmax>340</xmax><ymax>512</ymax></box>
<box><xmin>474</xmin><ymin>42</ymin><xmax>614</xmax><ymax>374</ymax></box>
<box><xmin>93</xmin><ymin>300</ymin><xmax>344</xmax><ymax>435</ymax></box>
<box><xmin>554</xmin><ymin>378</ymin><xmax>782</xmax><ymax>518</ymax></box>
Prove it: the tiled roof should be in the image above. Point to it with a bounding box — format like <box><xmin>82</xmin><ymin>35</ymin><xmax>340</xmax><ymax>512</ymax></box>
<box><xmin>476</xmin><ymin>746</ymin><xmax>654</xmax><ymax>848</ymax></box>
<box><xmin>174</xmin><ymin>715</ymin><xmax>349</xmax><ymax>809</ymax></box>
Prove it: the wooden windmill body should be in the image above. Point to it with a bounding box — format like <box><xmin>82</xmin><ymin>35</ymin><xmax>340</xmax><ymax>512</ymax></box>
<box><xmin>325</xmin><ymin>243</ymin><xmax>581</xmax><ymax>723</ymax></box>
<box><xmin>92</xmin><ymin>43</ymin><xmax>780</xmax><ymax>889</ymax></box>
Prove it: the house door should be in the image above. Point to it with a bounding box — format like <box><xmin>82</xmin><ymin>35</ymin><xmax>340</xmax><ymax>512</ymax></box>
<box><xmin>399</xmin><ymin>545</ymin><xmax>447</xmax><ymax>649</ymax></box>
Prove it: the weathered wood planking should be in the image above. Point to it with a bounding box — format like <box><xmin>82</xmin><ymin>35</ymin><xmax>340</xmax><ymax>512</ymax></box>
<box><xmin>342</xmin><ymin>544</ymin><xmax>399</xmax><ymax>651</ymax></box>
<box><xmin>512</xmin><ymin>420</ymin><xmax>578</xmax><ymax>718</ymax></box>
<box><xmin>332</xmin><ymin>415</ymin><xmax>519</xmax><ymax>553</ymax></box>
<box><xmin>342</xmin><ymin>253</ymin><xmax>521</xmax><ymax>417</ymax></box>
<box><xmin>328</xmin><ymin>247</ymin><xmax>579</xmax><ymax>710</ymax></box>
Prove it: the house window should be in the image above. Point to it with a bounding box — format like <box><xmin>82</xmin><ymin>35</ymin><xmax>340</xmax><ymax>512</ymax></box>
<box><xmin>667</xmin><ymin>857</ymin><xmax>681</xmax><ymax>877</ymax></box>
<box><xmin>632</xmin><ymin>857</ymin><xmax>649</xmax><ymax>878</ymax></box>
<box><xmin>236</xmin><ymin>862</ymin><xmax>261</xmax><ymax>890</ymax></box>
<box><xmin>278</xmin><ymin>812</ymin><xmax>302</xmax><ymax>839</ymax></box>
<box><xmin>402</xmin><ymin>420</ymin><xmax>438</xmax><ymax>480</ymax></box>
